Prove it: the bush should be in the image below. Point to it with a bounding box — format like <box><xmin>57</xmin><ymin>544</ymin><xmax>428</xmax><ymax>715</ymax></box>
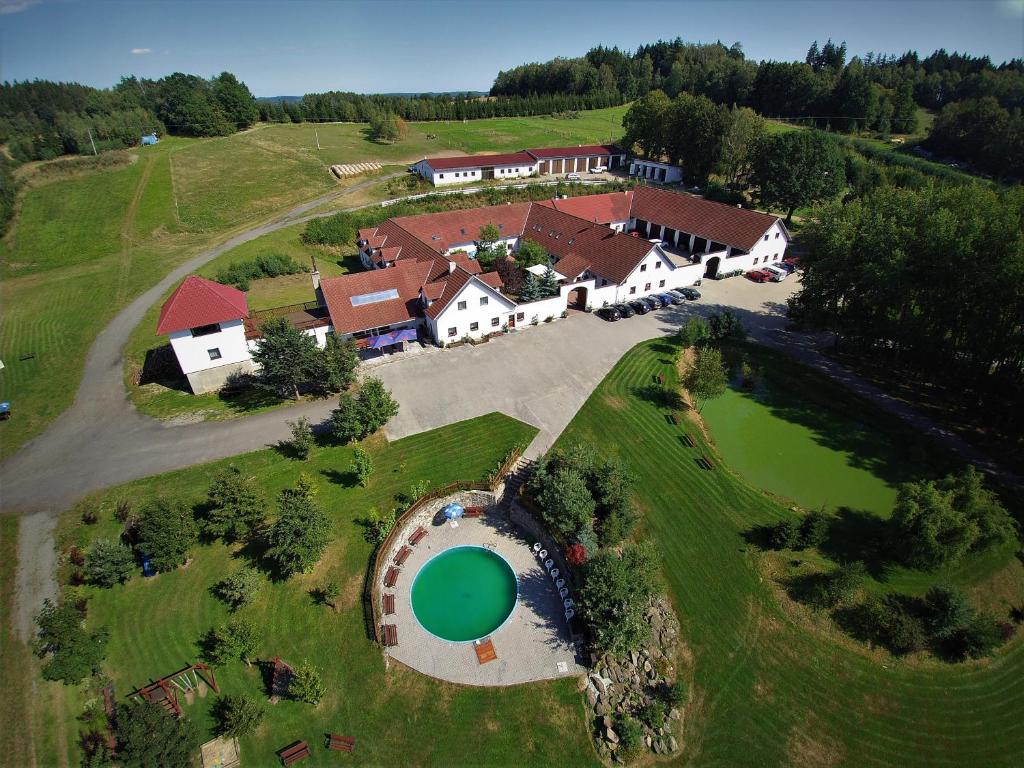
<box><xmin>205</xmin><ymin>618</ymin><xmax>260</xmax><ymax>666</ymax></box>
<box><xmin>804</xmin><ymin>561</ymin><xmax>866</xmax><ymax>609</ymax></box>
<box><xmin>565</xmin><ymin>543</ymin><xmax>587</xmax><ymax>566</ymax></box>
<box><xmin>768</xmin><ymin>519</ymin><xmax>799</xmax><ymax>549</ymax></box>
<box><xmin>212</xmin><ymin>568</ymin><xmax>262</xmax><ymax>611</ymax></box>
<box><xmin>663</xmin><ymin>679</ymin><xmax>688</xmax><ymax>708</ymax></box>
<box><xmin>215</xmin><ymin>253</ymin><xmax>304</xmax><ymax>291</ymax></box>
<box><xmin>799</xmin><ymin>510</ymin><xmax>831</xmax><ymax>549</ymax></box>
<box><xmin>86</xmin><ymin>539</ymin><xmax>135</xmax><ymax>587</ymax></box>
<box><xmin>859</xmin><ymin>594</ymin><xmax>926</xmax><ymax>655</ymax></box>
<box><xmin>702</xmin><ymin>181</ymin><xmax>746</xmax><ymax>206</ymax></box>
<box><xmin>351</xmin><ymin>447</ymin><xmax>373</xmax><ymax>486</ymax></box>
<box><xmin>577</xmin><ymin>543</ymin><xmax>661</xmax><ymax>655</ymax></box>
<box><xmin>639</xmin><ymin>699</ymin><xmax>666</xmax><ymax>730</ymax></box>
<box><xmin>34</xmin><ymin>599</ymin><xmax>108</xmax><ymax>684</ymax></box>
<box><xmin>302</xmin><ymin>213</ymin><xmax>355</xmax><ymax>246</ymax></box>
<box><xmin>329</xmin><ymin>378</ymin><xmax>400</xmax><ymax>445</ymax></box>
<box><xmin>923</xmin><ymin>584</ymin><xmax>973</xmax><ymax>640</ymax></box>
<box><xmin>287</xmin><ymin>417</ymin><xmax>315</xmax><ymax>460</ymax></box>
<box><xmin>289</xmin><ymin>659</ymin><xmax>326</xmax><ymax>704</ymax></box>
<box><xmin>264</xmin><ymin>476</ymin><xmax>331</xmax><ymax>577</ymax></box>
<box><xmin>136</xmin><ymin>498</ymin><xmax>198</xmax><ymax>572</ymax></box>
<box><xmin>615</xmin><ymin>715</ymin><xmax>644</xmax><ymax>756</ymax></box>
<box><xmin>947</xmin><ymin>613</ymin><xmax>1005</xmax><ymax>660</ymax></box>
<box><xmin>216</xmin><ymin>695</ymin><xmax>265</xmax><ymax>738</ymax></box>
<box><xmin>115</xmin><ymin>700</ymin><xmax>199</xmax><ymax>768</ymax></box>
<box><xmin>204</xmin><ymin>465</ymin><xmax>267</xmax><ymax>542</ymax></box>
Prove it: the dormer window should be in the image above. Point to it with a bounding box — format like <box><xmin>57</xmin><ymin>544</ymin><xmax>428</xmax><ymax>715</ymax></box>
<box><xmin>191</xmin><ymin>323</ymin><xmax>220</xmax><ymax>337</ymax></box>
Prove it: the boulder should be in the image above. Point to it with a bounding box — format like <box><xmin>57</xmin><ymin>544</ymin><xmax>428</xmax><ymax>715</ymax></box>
<box><xmin>606</xmin><ymin>727</ymin><xmax>619</xmax><ymax>744</ymax></box>
<box><xmin>669</xmin><ymin>736</ymin><xmax>679</xmax><ymax>752</ymax></box>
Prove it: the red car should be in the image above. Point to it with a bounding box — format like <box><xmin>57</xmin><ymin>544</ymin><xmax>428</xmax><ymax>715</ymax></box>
<box><xmin>745</xmin><ymin>269</ymin><xmax>772</xmax><ymax>282</ymax></box>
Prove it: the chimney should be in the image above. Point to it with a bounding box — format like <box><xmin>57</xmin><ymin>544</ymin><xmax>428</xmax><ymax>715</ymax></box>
<box><xmin>310</xmin><ymin>255</ymin><xmax>321</xmax><ymax>290</ymax></box>
<box><xmin>449</xmin><ymin>261</ymin><xmax>456</xmax><ymax>273</ymax></box>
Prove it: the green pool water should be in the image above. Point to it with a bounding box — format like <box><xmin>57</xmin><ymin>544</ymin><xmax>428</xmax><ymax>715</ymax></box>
<box><xmin>411</xmin><ymin>546</ymin><xmax>518</xmax><ymax>642</ymax></box>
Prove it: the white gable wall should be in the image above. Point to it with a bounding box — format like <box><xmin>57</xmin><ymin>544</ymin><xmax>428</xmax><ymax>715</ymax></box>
<box><xmin>169</xmin><ymin>319</ymin><xmax>250</xmax><ymax>375</ymax></box>
<box><xmin>428</xmin><ymin>280</ymin><xmax>516</xmax><ymax>344</ymax></box>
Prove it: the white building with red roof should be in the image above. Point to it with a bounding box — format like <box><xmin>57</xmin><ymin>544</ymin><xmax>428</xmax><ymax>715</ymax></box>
<box><xmin>156</xmin><ymin>275</ymin><xmax>254</xmax><ymax>393</ymax></box>
<box><xmin>412</xmin><ymin>145</ymin><xmax>626</xmax><ymax>186</ymax></box>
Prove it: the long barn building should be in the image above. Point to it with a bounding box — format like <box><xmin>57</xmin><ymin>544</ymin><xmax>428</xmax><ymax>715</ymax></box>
<box><xmin>413</xmin><ymin>145</ymin><xmax>627</xmax><ymax>186</ymax></box>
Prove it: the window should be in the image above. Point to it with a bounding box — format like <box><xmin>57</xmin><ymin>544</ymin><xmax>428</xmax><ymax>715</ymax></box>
<box><xmin>640</xmin><ymin>264</ymin><xmax>647</xmax><ymax>272</ymax></box>
<box><xmin>470</xmin><ymin>322</ymin><xmax>479</xmax><ymax>331</ymax></box>
<box><xmin>753</xmin><ymin>257</ymin><xmax>759</xmax><ymax>264</ymax></box>
<box><xmin>601</xmin><ymin>278</ymin><xmax>608</xmax><ymax>286</ymax></box>
<box><xmin>659</xmin><ymin>280</ymin><xmax>665</xmax><ymax>288</ymax></box>
<box><xmin>479</xmin><ymin>296</ymin><xmax>489</xmax><ymax>306</ymax></box>
<box><xmin>457</xmin><ymin>300</ymin><xmax>467</xmax><ymax>311</ymax></box>
<box><xmin>655</xmin><ymin>261</ymin><xmax>661</xmax><ymax>269</ymax></box>
<box><xmin>491</xmin><ymin>317</ymin><xmax>500</xmax><ymax>327</ymax></box>
<box><xmin>439</xmin><ymin>174</ymin><xmax>445</xmax><ymax>179</ymax></box>
<box><xmin>448</xmin><ymin>327</ymin><xmax>457</xmax><ymax>337</ymax></box>
<box><xmin>191</xmin><ymin>323</ymin><xmax>220</xmax><ymax>337</ymax></box>
<box><xmin>774</xmin><ymin>254</ymin><xmax>780</xmax><ymax>260</ymax></box>
<box><xmin>775</xmin><ymin>232</ymin><xmax>780</xmax><ymax>238</ymax></box>
<box><xmin>764</xmin><ymin>234</ymin><xmax>769</xmax><ymax>241</ymax></box>
<box><xmin>207</xmin><ymin>348</ymin><xmax>222</xmax><ymax>361</ymax></box>
<box><xmin>644</xmin><ymin>283</ymin><xmax>651</xmax><ymax>291</ymax></box>
<box><xmin>629</xmin><ymin>286</ymin><xmax>636</xmax><ymax>295</ymax></box>
<box><xmin>516</xmin><ymin>312</ymin><xmax>524</xmax><ymax>321</ymax></box>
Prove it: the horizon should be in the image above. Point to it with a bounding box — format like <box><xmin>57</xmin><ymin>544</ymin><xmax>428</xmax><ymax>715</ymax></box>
<box><xmin>0</xmin><ymin>0</ymin><xmax>1021</xmax><ymax>96</ymax></box>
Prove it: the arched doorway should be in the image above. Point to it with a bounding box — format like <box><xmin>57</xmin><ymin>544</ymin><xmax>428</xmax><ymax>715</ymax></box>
<box><xmin>704</xmin><ymin>256</ymin><xmax>721</xmax><ymax>279</ymax></box>
<box><xmin>567</xmin><ymin>286</ymin><xmax>588</xmax><ymax>310</ymax></box>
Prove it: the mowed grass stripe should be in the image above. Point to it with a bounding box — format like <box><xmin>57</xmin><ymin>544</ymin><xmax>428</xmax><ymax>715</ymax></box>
<box><xmin>554</xmin><ymin>338</ymin><xmax>1024</xmax><ymax>767</ymax></box>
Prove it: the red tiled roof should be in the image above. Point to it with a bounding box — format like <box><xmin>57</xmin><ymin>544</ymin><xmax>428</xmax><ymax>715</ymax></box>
<box><xmin>424</xmin><ymin>268</ymin><xmax>473</xmax><ymax>319</ymax></box>
<box><xmin>320</xmin><ymin>261</ymin><xmax>432</xmax><ymax>334</ymax></box>
<box><xmin>357</xmin><ymin>227</ymin><xmax>378</xmax><ymax>242</ymax></box>
<box><xmin>478</xmin><ymin>272</ymin><xmax>504</xmax><ymax>290</ymax></box>
<box><xmin>523</xmin><ymin>204</ymin><xmax>654</xmax><ymax>284</ymax></box>
<box><xmin>391</xmin><ymin>202</ymin><xmax>532</xmax><ymax>254</ymax></box>
<box><xmin>540</xmin><ymin>190</ymin><xmax>633</xmax><ymax>224</ymax></box>
<box><xmin>630</xmin><ymin>186</ymin><xmax>781</xmax><ymax>252</ymax></box>
<box><xmin>157</xmin><ymin>275</ymin><xmax>249</xmax><ymax>335</ymax></box>
<box><xmin>526</xmin><ymin>144</ymin><xmax>621</xmax><ymax>159</ymax></box>
<box><xmin>423</xmin><ymin>152</ymin><xmax>536</xmax><ymax>171</ymax></box>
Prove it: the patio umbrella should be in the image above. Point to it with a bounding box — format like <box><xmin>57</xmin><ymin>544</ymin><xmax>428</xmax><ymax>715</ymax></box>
<box><xmin>392</xmin><ymin>328</ymin><xmax>418</xmax><ymax>343</ymax></box>
<box><xmin>368</xmin><ymin>331</ymin><xmax>398</xmax><ymax>349</ymax></box>
<box><xmin>442</xmin><ymin>503</ymin><xmax>464</xmax><ymax>520</ymax></box>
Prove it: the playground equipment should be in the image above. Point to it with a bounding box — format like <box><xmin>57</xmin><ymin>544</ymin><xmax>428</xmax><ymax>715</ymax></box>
<box><xmin>128</xmin><ymin>662</ymin><xmax>219</xmax><ymax>717</ymax></box>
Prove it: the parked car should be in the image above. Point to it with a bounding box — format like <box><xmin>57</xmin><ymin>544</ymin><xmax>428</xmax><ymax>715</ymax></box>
<box><xmin>628</xmin><ymin>299</ymin><xmax>651</xmax><ymax>314</ymax></box>
<box><xmin>642</xmin><ymin>296</ymin><xmax>663</xmax><ymax>310</ymax></box>
<box><xmin>677</xmin><ymin>287</ymin><xmax>701</xmax><ymax>300</ymax></box>
<box><xmin>746</xmin><ymin>269</ymin><xmax>772</xmax><ymax>283</ymax></box>
<box><xmin>776</xmin><ymin>261</ymin><xmax>797</xmax><ymax>274</ymax></box>
<box><xmin>613</xmin><ymin>302</ymin><xmax>635</xmax><ymax>318</ymax></box>
<box><xmin>565</xmin><ymin>172</ymin><xmax>581</xmax><ymax>181</ymax></box>
<box><xmin>597</xmin><ymin>306</ymin><xmax>621</xmax><ymax>321</ymax></box>
<box><xmin>591</xmin><ymin>165</ymin><xmax>607</xmax><ymax>173</ymax></box>
<box><xmin>661</xmin><ymin>292</ymin><xmax>685</xmax><ymax>305</ymax></box>
<box><xmin>763</xmin><ymin>264</ymin><xmax>789</xmax><ymax>282</ymax></box>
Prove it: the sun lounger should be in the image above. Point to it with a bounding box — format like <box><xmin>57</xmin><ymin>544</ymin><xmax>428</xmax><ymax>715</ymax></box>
<box><xmin>410</xmin><ymin>526</ymin><xmax>427</xmax><ymax>545</ymax></box>
<box><xmin>382</xmin><ymin>594</ymin><xmax>395</xmax><ymax>615</ymax></box>
<box><xmin>394</xmin><ymin>546</ymin><xmax>412</xmax><ymax>565</ymax></box>
<box><xmin>381</xmin><ymin>624</ymin><xmax>398</xmax><ymax>647</ymax></box>
<box><xmin>384</xmin><ymin>566</ymin><xmax>399</xmax><ymax>588</ymax></box>
<box><xmin>463</xmin><ymin>506</ymin><xmax>485</xmax><ymax>518</ymax></box>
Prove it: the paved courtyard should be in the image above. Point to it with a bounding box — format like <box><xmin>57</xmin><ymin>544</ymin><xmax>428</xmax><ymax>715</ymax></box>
<box><xmin>379</xmin><ymin>491</ymin><xmax>583</xmax><ymax>686</ymax></box>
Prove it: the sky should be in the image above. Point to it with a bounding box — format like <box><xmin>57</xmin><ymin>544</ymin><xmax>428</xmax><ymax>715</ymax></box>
<box><xmin>1</xmin><ymin>0</ymin><xmax>1022</xmax><ymax>96</ymax></box>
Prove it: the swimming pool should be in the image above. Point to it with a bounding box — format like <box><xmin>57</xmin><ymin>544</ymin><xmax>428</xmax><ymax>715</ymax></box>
<box><xmin>411</xmin><ymin>546</ymin><xmax>518</xmax><ymax>642</ymax></box>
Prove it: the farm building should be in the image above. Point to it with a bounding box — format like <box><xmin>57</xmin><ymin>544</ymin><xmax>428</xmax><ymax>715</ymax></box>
<box><xmin>159</xmin><ymin>187</ymin><xmax>786</xmax><ymax>390</ymax></box>
<box><xmin>628</xmin><ymin>158</ymin><xmax>683</xmax><ymax>184</ymax></box>
<box><xmin>412</xmin><ymin>145</ymin><xmax>626</xmax><ymax>185</ymax></box>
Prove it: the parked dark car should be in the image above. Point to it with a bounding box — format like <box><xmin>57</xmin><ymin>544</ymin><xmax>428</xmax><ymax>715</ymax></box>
<box><xmin>677</xmin><ymin>287</ymin><xmax>701</xmax><ymax>300</ymax></box>
<box><xmin>643</xmin><ymin>296</ymin><xmax>663</xmax><ymax>310</ymax></box>
<box><xmin>776</xmin><ymin>261</ymin><xmax>797</xmax><ymax>274</ymax></box>
<box><xmin>628</xmin><ymin>299</ymin><xmax>651</xmax><ymax>314</ymax></box>
<box><xmin>613</xmin><ymin>302</ymin><xmax>635</xmax><ymax>318</ymax></box>
<box><xmin>597</xmin><ymin>306</ymin><xmax>621</xmax><ymax>321</ymax></box>
<box><xmin>659</xmin><ymin>292</ymin><xmax>683</xmax><ymax>305</ymax></box>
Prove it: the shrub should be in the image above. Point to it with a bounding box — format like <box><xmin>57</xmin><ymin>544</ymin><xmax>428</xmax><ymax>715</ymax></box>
<box><xmin>286</xmin><ymin>417</ymin><xmax>315</xmax><ymax>460</ymax></box>
<box><xmin>215</xmin><ymin>253</ymin><xmax>304</xmax><ymax>290</ymax></box>
<box><xmin>320</xmin><ymin>581</ymin><xmax>341</xmax><ymax>609</ymax></box>
<box><xmin>615</xmin><ymin>715</ymin><xmax>644</xmax><ymax>756</ymax></box>
<box><xmin>565</xmin><ymin>543</ymin><xmax>587</xmax><ymax>566</ymax></box>
<box><xmin>212</xmin><ymin>568</ymin><xmax>262</xmax><ymax>611</ymax></box>
<box><xmin>947</xmin><ymin>613</ymin><xmax>1005</xmax><ymax>660</ymax></box>
<box><xmin>663</xmin><ymin>680</ymin><xmax>688</xmax><ymax>708</ymax></box>
<box><xmin>205</xmin><ymin>618</ymin><xmax>260</xmax><ymax>666</ymax></box>
<box><xmin>639</xmin><ymin>699</ymin><xmax>666</xmax><ymax>730</ymax></box>
<box><xmin>676</xmin><ymin>317</ymin><xmax>710</xmax><ymax>348</ymax></box>
<box><xmin>799</xmin><ymin>510</ymin><xmax>831</xmax><ymax>549</ymax></box>
<box><xmin>859</xmin><ymin>594</ymin><xmax>926</xmax><ymax>655</ymax></box>
<box><xmin>362</xmin><ymin>506</ymin><xmax>396</xmax><ymax>546</ymax></box>
<box><xmin>289</xmin><ymin>659</ymin><xmax>326</xmax><ymax>705</ymax></box>
<box><xmin>86</xmin><ymin>539</ymin><xmax>135</xmax><ymax>587</ymax></box>
<box><xmin>768</xmin><ymin>519</ymin><xmax>800</xmax><ymax>549</ymax></box>
<box><xmin>115</xmin><ymin>700</ymin><xmax>199</xmax><ymax>768</ymax></box>
<box><xmin>805</xmin><ymin>561</ymin><xmax>866</xmax><ymax>609</ymax></box>
<box><xmin>34</xmin><ymin>599</ymin><xmax>108</xmax><ymax>684</ymax></box>
<box><xmin>328</xmin><ymin>378</ymin><xmax>399</xmax><ymax>445</ymax></box>
<box><xmin>351</xmin><ymin>447</ymin><xmax>373</xmax><ymax>487</ymax></box>
<box><xmin>923</xmin><ymin>584</ymin><xmax>973</xmax><ymax>640</ymax></box>
<box><xmin>204</xmin><ymin>465</ymin><xmax>267</xmax><ymax>542</ymax></box>
<box><xmin>264</xmin><ymin>476</ymin><xmax>331</xmax><ymax>577</ymax></box>
<box><xmin>302</xmin><ymin>212</ymin><xmax>356</xmax><ymax>246</ymax></box>
<box><xmin>707</xmin><ymin>309</ymin><xmax>746</xmax><ymax>341</ymax></box>
<box><xmin>216</xmin><ymin>695</ymin><xmax>265</xmax><ymax>738</ymax></box>
<box><xmin>578</xmin><ymin>543</ymin><xmax>661</xmax><ymax>655</ymax></box>
<box><xmin>136</xmin><ymin>498</ymin><xmax>198</xmax><ymax>572</ymax></box>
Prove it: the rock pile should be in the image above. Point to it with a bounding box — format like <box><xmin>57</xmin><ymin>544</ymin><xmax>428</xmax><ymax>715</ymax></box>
<box><xmin>581</xmin><ymin>597</ymin><xmax>684</xmax><ymax>762</ymax></box>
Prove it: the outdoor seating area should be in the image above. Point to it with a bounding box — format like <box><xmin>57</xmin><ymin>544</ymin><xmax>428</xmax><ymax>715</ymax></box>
<box><xmin>533</xmin><ymin>542</ymin><xmax>576</xmax><ymax>623</ymax></box>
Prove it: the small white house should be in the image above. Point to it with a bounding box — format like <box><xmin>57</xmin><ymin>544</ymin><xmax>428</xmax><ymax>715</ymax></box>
<box><xmin>629</xmin><ymin>159</ymin><xmax>684</xmax><ymax>184</ymax></box>
<box><xmin>423</xmin><ymin>268</ymin><xmax>517</xmax><ymax>342</ymax></box>
<box><xmin>156</xmin><ymin>276</ymin><xmax>254</xmax><ymax>394</ymax></box>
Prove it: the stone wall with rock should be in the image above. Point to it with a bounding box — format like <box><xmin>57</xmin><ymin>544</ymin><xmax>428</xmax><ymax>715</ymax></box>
<box><xmin>581</xmin><ymin>596</ymin><xmax>686</xmax><ymax>763</ymax></box>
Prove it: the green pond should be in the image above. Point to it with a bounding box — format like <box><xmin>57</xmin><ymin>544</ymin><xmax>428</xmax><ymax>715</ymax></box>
<box><xmin>700</xmin><ymin>369</ymin><xmax>940</xmax><ymax>517</ymax></box>
<box><xmin>411</xmin><ymin>546</ymin><xmax>518</xmax><ymax>642</ymax></box>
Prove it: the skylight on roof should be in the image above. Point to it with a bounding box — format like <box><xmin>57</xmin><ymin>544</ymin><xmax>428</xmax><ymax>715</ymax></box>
<box><xmin>350</xmin><ymin>288</ymin><xmax>400</xmax><ymax>306</ymax></box>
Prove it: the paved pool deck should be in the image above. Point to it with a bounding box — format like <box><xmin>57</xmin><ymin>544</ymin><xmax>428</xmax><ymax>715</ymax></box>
<box><xmin>379</xmin><ymin>492</ymin><xmax>584</xmax><ymax>686</ymax></box>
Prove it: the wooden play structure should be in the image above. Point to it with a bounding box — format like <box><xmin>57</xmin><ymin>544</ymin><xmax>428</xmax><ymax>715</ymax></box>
<box><xmin>128</xmin><ymin>662</ymin><xmax>219</xmax><ymax>717</ymax></box>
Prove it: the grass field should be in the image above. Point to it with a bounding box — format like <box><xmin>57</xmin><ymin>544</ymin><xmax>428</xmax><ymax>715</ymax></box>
<box><xmin>0</xmin><ymin>106</ymin><xmax>629</xmax><ymax>460</ymax></box>
<box><xmin>16</xmin><ymin>413</ymin><xmax>606</xmax><ymax>768</ymax></box>
<box><xmin>553</xmin><ymin>338</ymin><xmax>1024</xmax><ymax>766</ymax></box>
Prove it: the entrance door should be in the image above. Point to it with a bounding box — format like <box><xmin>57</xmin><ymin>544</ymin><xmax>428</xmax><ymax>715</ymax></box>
<box><xmin>567</xmin><ymin>287</ymin><xmax>588</xmax><ymax>310</ymax></box>
<box><xmin>508</xmin><ymin>313</ymin><xmax>516</xmax><ymax>329</ymax></box>
<box><xmin>704</xmin><ymin>256</ymin><xmax>721</xmax><ymax>279</ymax></box>
<box><xmin>482</xmin><ymin>168</ymin><xmax>494</xmax><ymax>180</ymax></box>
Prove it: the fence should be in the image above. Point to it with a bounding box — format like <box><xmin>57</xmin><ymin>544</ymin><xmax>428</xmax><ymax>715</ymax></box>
<box><xmin>364</xmin><ymin>447</ymin><xmax>524</xmax><ymax>645</ymax></box>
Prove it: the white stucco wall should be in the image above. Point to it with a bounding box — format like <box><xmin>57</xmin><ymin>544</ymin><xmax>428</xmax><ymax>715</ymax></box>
<box><xmin>744</xmin><ymin>220</ymin><xmax>789</xmax><ymax>269</ymax></box>
<box><xmin>169</xmin><ymin>320</ymin><xmax>250</xmax><ymax>375</ymax></box>
<box><xmin>428</xmin><ymin>279</ymin><xmax>516</xmax><ymax>343</ymax></box>
<box><xmin>514</xmin><ymin>294</ymin><xmax>567</xmax><ymax>326</ymax></box>
<box><xmin>428</xmin><ymin>162</ymin><xmax>539</xmax><ymax>186</ymax></box>
<box><xmin>629</xmin><ymin>160</ymin><xmax>684</xmax><ymax>184</ymax></box>
<box><xmin>445</xmin><ymin>236</ymin><xmax>518</xmax><ymax>258</ymax></box>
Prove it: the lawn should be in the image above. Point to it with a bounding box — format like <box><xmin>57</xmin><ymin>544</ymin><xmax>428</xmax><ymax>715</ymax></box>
<box><xmin>554</xmin><ymin>338</ymin><xmax>1024</xmax><ymax>767</ymax></box>
<box><xmin>24</xmin><ymin>413</ymin><xmax>604</xmax><ymax>767</ymax></box>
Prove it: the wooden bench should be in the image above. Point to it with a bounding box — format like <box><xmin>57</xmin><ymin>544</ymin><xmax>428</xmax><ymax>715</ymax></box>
<box><xmin>279</xmin><ymin>741</ymin><xmax>310</xmax><ymax>766</ymax></box>
<box><xmin>382</xmin><ymin>593</ymin><xmax>395</xmax><ymax>615</ymax></box>
<box><xmin>668</xmin><ymin>413</ymin><xmax>680</xmax><ymax>425</ymax></box>
<box><xmin>384</xmin><ymin>566</ymin><xmax>399</xmax><ymax>588</ymax></box>
<box><xmin>463</xmin><ymin>506</ymin><xmax>485</xmax><ymax>518</ymax></box>
<box><xmin>381</xmin><ymin>624</ymin><xmax>398</xmax><ymax>647</ymax></box>
<box><xmin>409</xmin><ymin>526</ymin><xmax>427</xmax><ymax>545</ymax></box>
<box><xmin>657</xmin><ymin>373</ymin><xmax>666</xmax><ymax>384</ymax></box>
<box><xmin>702</xmin><ymin>455</ymin><xmax>715</xmax><ymax>470</ymax></box>
<box><xmin>394</xmin><ymin>546</ymin><xmax>412</xmax><ymax>565</ymax></box>
<box><xmin>683</xmin><ymin>434</ymin><xmax>696</xmax><ymax>447</ymax></box>
<box><xmin>326</xmin><ymin>734</ymin><xmax>356</xmax><ymax>752</ymax></box>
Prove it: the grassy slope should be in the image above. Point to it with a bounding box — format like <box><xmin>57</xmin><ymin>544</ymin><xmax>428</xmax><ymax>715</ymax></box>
<box><xmin>31</xmin><ymin>413</ymin><xmax>603</xmax><ymax>768</ymax></box>
<box><xmin>554</xmin><ymin>338</ymin><xmax>1024</xmax><ymax>767</ymax></box>
<box><xmin>0</xmin><ymin>107</ymin><xmax>629</xmax><ymax>459</ymax></box>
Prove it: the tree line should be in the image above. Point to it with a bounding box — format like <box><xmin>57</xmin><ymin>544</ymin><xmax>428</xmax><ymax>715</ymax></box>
<box><xmin>0</xmin><ymin>71</ymin><xmax>258</xmax><ymax>162</ymax></box>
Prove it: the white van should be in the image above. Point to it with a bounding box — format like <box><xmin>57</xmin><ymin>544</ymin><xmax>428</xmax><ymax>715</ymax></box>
<box><xmin>763</xmin><ymin>264</ymin><xmax>789</xmax><ymax>282</ymax></box>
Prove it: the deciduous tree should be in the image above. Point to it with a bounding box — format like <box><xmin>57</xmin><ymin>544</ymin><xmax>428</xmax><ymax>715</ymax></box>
<box><xmin>751</xmin><ymin>130</ymin><xmax>845</xmax><ymax>224</ymax></box>
<box><xmin>684</xmin><ymin>346</ymin><xmax>728</xmax><ymax>412</ymax></box>
<box><xmin>251</xmin><ymin>317</ymin><xmax>320</xmax><ymax>400</ymax></box>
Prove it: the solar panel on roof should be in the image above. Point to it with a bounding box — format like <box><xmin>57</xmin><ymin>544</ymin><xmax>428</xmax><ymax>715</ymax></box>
<box><xmin>350</xmin><ymin>288</ymin><xmax>400</xmax><ymax>306</ymax></box>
